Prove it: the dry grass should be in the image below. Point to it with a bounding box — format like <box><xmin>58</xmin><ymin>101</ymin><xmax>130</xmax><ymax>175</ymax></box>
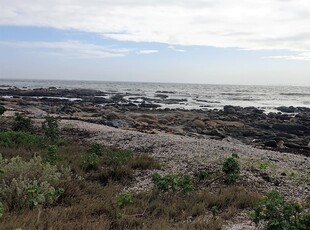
<box><xmin>128</xmin><ymin>154</ymin><xmax>161</xmax><ymax>170</ymax></box>
<box><xmin>0</xmin><ymin>139</ymin><xmax>260</xmax><ymax>230</ymax></box>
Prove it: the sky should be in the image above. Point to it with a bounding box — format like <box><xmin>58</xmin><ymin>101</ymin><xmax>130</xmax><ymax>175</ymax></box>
<box><xmin>0</xmin><ymin>0</ymin><xmax>310</xmax><ymax>85</ymax></box>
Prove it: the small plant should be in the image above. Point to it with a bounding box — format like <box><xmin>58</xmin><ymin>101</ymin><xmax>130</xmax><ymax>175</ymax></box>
<box><xmin>27</xmin><ymin>182</ymin><xmax>64</xmax><ymax>208</ymax></box>
<box><xmin>81</xmin><ymin>152</ymin><xmax>100</xmax><ymax>171</ymax></box>
<box><xmin>0</xmin><ymin>131</ymin><xmax>45</xmax><ymax>149</ymax></box>
<box><xmin>0</xmin><ymin>154</ymin><xmax>70</xmax><ymax>210</ymax></box>
<box><xmin>12</xmin><ymin>113</ymin><xmax>34</xmax><ymax>132</ymax></box>
<box><xmin>252</xmin><ymin>190</ymin><xmax>310</xmax><ymax>230</ymax></box>
<box><xmin>210</xmin><ymin>206</ymin><xmax>218</xmax><ymax>219</ymax></box>
<box><xmin>45</xmin><ymin>145</ymin><xmax>60</xmax><ymax>165</ymax></box>
<box><xmin>196</xmin><ymin>170</ymin><xmax>209</xmax><ymax>181</ymax></box>
<box><xmin>0</xmin><ymin>201</ymin><xmax>4</xmax><ymax>218</ymax></box>
<box><xmin>42</xmin><ymin>116</ymin><xmax>59</xmax><ymax>141</ymax></box>
<box><xmin>0</xmin><ymin>105</ymin><xmax>6</xmax><ymax>115</ymax></box>
<box><xmin>151</xmin><ymin>173</ymin><xmax>193</xmax><ymax>195</ymax></box>
<box><xmin>88</xmin><ymin>143</ymin><xmax>102</xmax><ymax>156</ymax></box>
<box><xmin>106</xmin><ymin>149</ymin><xmax>133</xmax><ymax>169</ymax></box>
<box><xmin>116</xmin><ymin>193</ymin><xmax>133</xmax><ymax>207</ymax></box>
<box><xmin>222</xmin><ymin>156</ymin><xmax>240</xmax><ymax>184</ymax></box>
<box><xmin>306</xmin><ymin>194</ymin><xmax>310</xmax><ymax>205</ymax></box>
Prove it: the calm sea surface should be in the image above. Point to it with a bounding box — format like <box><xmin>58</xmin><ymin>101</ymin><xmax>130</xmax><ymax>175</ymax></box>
<box><xmin>1</xmin><ymin>79</ymin><xmax>310</xmax><ymax>113</ymax></box>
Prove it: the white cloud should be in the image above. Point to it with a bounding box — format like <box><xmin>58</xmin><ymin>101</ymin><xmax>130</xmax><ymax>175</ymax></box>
<box><xmin>139</xmin><ymin>49</ymin><xmax>159</xmax><ymax>54</ymax></box>
<box><xmin>168</xmin><ymin>45</ymin><xmax>186</xmax><ymax>52</ymax></box>
<box><xmin>1</xmin><ymin>0</ymin><xmax>310</xmax><ymax>58</ymax></box>
<box><xmin>266</xmin><ymin>52</ymin><xmax>310</xmax><ymax>61</ymax></box>
<box><xmin>0</xmin><ymin>40</ymin><xmax>130</xmax><ymax>58</ymax></box>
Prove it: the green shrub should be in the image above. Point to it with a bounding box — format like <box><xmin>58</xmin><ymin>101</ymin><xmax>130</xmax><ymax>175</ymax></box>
<box><xmin>196</xmin><ymin>170</ymin><xmax>209</xmax><ymax>181</ymax></box>
<box><xmin>0</xmin><ymin>201</ymin><xmax>4</xmax><ymax>218</ymax></box>
<box><xmin>0</xmin><ymin>105</ymin><xmax>6</xmax><ymax>116</ymax></box>
<box><xmin>222</xmin><ymin>156</ymin><xmax>240</xmax><ymax>184</ymax></box>
<box><xmin>252</xmin><ymin>190</ymin><xmax>310</xmax><ymax>230</ymax></box>
<box><xmin>88</xmin><ymin>143</ymin><xmax>102</xmax><ymax>156</ymax></box>
<box><xmin>0</xmin><ymin>131</ymin><xmax>45</xmax><ymax>149</ymax></box>
<box><xmin>105</xmin><ymin>149</ymin><xmax>133</xmax><ymax>169</ymax></box>
<box><xmin>45</xmin><ymin>145</ymin><xmax>60</xmax><ymax>165</ymax></box>
<box><xmin>306</xmin><ymin>194</ymin><xmax>310</xmax><ymax>205</ymax></box>
<box><xmin>81</xmin><ymin>152</ymin><xmax>100</xmax><ymax>171</ymax></box>
<box><xmin>151</xmin><ymin>173</ymin><xmax>193</xmax><ymax>195</ymax></box>
<box><xmin>0</xmin><ymin>154</ymin><xmax>71</xmax><ymax>210</ymax></box>
<box><xmin>12</xmin><ymin>113</ymin><xmax>34</xmax><ymax>132</ymax></box>
<box><xmin>42</xmin><ymin>116</ymin><xmax>60</xmax><ymax>141</ymax></box>
<box><xmin>116</xmin><ymin>193</ymin><xmax>133</xmax><ymax>207</ymax></box>
<box><xmin>27</xmin><ymin>182</ymin><xmax>64</xmax><ymax>208</ymax></box>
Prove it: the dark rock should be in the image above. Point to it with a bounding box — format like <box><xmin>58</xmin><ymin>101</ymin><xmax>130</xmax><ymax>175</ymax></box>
<box><xmin>264</xmin><ymin>140</ymin><xmax>278</xmax><ymax>148</ymax></box>
<box><xmin>155</xmin><ymin>94</ymin><xmax>169</xmax><ymax>99</ymax></box>
<box><xmin>155</xmin><ymin>90</ymin><xmax>175</xmax><ymax>94</ymax></box>
<box><xmin>139</xmin><ymin>102</ymin><xmax>161</xmax><ymax>109</ymax></box>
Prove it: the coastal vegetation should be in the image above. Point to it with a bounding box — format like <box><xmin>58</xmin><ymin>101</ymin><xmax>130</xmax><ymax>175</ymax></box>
<box><xmin>0</xmin><ymin>112</ymin><xmax>309</xmax><ymax>229</ymax></box>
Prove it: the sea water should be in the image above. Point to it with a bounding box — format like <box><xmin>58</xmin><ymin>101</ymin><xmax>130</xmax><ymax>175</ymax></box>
<box><xmin>1</xmin><ymin>79</ymin><xmax>310</xmax><ymax>113</ymax></box>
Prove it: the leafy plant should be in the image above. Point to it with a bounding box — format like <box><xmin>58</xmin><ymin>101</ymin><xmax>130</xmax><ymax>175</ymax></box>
<box><xmin>12</xmin><ymin>113</ymin><xmax>34</xmax><ymax>133</ymax></box>
<box><xmin>0</xmin><ymin>154</ymin><xmax>71</xmax><ymax>210</ymax></box>
<box><xmin>0</xmin><ymin>105</ymin><xmax>6</xmax><ymax>116</ymax></box>
<box><xmin>105</xmin><ymin>149</ymin><xmax>132</xmax><ymax>169</ymax></box>
<box><xmin>88</xmin><ymin>143</ymin><xmax>102</xmax><ymax>156</ymax></box>
<box><xmin>81</xmin><ymin>152</ymin><xmax>100</xmax><ymax>171</ymax></box>
<box><xmin>196</xmin><ymin>170</ymin><xmax>209</xmax><ymax>181</ymax></box>
<box><xmin>42</xmin><ymin>116</ymin><xmax>60</xmax><ymax>141</ymax></box>
<box><xmin>306</xmin><ymin>194</ymin><xmax>310</xmax><ymax>205</ymax></box>
<box><xmin>222</xmin><ymin>156</ymin><xmax>240</xmax><ymax>184</ymax></box>
<box><xmin>0</xmin><ymin>201</ymin><xmax>4</xmax><ymax>218</ymax></box>
<box><xmin>151</xmin><ymin>173</ymin><xmax>193</xmax><ymax>195</ymax></box>
<box><xmin>27</xmin><ymin>182</ymin><xmax>64</xmax><ymax>208</ymax></box>
<box><xmin>0</xmin><ymin>131</ymin><xmax>45</xmax><ymax>149</ymax></box>
<box><xmin>252</xmin><ymin>190</ymin><xmax>310</xmax><ymax>230</ymax></box>
<box><xmin>45</xmin><ymin>145</ymin><xmax>60</xmax><ymax>165</ymax></box>
<box><xmin>210</xmin><ymin>206</ymin><xmax>218</xmax><ymax>219</ymax></box>
<box><xmin>116</xmin><ymin>193</ymin><xmax>133</xmax><ymax>207</ymax></box>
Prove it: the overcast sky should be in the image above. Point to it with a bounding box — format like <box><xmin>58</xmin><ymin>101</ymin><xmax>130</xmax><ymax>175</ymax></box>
<box><xmin>1</xmin><ymin>0</ymin><xmax>310</xmax><ymax>85</ymax></box>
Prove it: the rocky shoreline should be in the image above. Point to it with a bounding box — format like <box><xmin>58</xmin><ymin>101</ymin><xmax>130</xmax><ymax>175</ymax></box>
<box><xmin>1</xmin><ymin>86</ymin><xmax>310</xmax><ymax>156</ymax></box>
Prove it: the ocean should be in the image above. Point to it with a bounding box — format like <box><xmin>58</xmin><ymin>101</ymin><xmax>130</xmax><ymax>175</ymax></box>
<box><xmin>1</xmin><ymin>79</ymin><xmax>310</xmax><ymax>113</ymax></box>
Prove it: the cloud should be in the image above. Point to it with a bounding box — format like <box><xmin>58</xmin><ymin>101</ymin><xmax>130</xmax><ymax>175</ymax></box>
<box><xmin>0</xmin><ymin>40</ymin><xmax>131</xmax><ymax>58</ymax></box>
<box><xmin>265</xmin><ymin>52</ymin><xmax>310</xmax><ymax>61</ymax></box>
<box><xmin>168</xmin><ymin>45</ymin><xmax>186</xmax><ymax>52</ymax></box>
<box><xmin>1</xmin><ymin>0</ymin><xmax>310</xmax><ymax>58</ymax></box>
<box><xmin>139</xmin><ymin>49</ymin><xmax>159</xmax><ymax>54</ymax></box>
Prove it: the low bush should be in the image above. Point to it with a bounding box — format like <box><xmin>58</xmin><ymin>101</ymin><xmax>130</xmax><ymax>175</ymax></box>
<box><xmin>0</xmin><ymin>105</ymin><xmax>6</xmax><ymax>115</ymax></box>
<box><xmin>81</xmin><ymin>152</ymin><xmax>100</xmax><ymax>171</ymax></box>
<box><xmin>151</xmin><ymin>173</ymin><xmax>193</xmax><ymax>195</ymax></box>
<box><xmin>105</xmin><ymin>149</ymin><xmax>133</xmax><ymax>169</ymax></box>
<box><xmin>222</xmin><ymin>155</ymin><xmax>240</xmax><ymax>184</ymax></box>
<box><xmin>12</xmin><ymin>113</ymin><xmax>34</xmax><ymax>133</ymax></box>
<box><xmin>88</xmin><ymin>143</ymin><xmax>102</xmax><ymax>156</ymax></box>
<box><xmin>0</xmin><ymin>131</ymin><xmax>45</xmax><ymax>149</ymax></box>
<box><xmin>116</xmin><ymin>193</ymin><xmax>133</xmax><ymax>207</ymax></box>
<box><xmin>0</xmin><ymin>154</ymin><xmax>71</xmax><ymax>211</ymax></box>
<box><xmin>0</xmin><ymin>201</ymin><xmax>4</xmax><ymax>218</ymax></box>
<box><xmin>252</xmin><ymin>190</ymin><xmax>310</xmax><ymax>230</ymax></box>
<box><xmin>45</xmin><ymin>145</ymin><xmax>60</xmax><ymax>165</ymax></box>
<box><xmin>195</xmin><ymin>169</ymin><xmax>209</xmax><ymax>181</ymax></box>
<box><xmin>42</xmin><ymin>116</ymin><xmax>60</xmax><ymax>141</ymax></box>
